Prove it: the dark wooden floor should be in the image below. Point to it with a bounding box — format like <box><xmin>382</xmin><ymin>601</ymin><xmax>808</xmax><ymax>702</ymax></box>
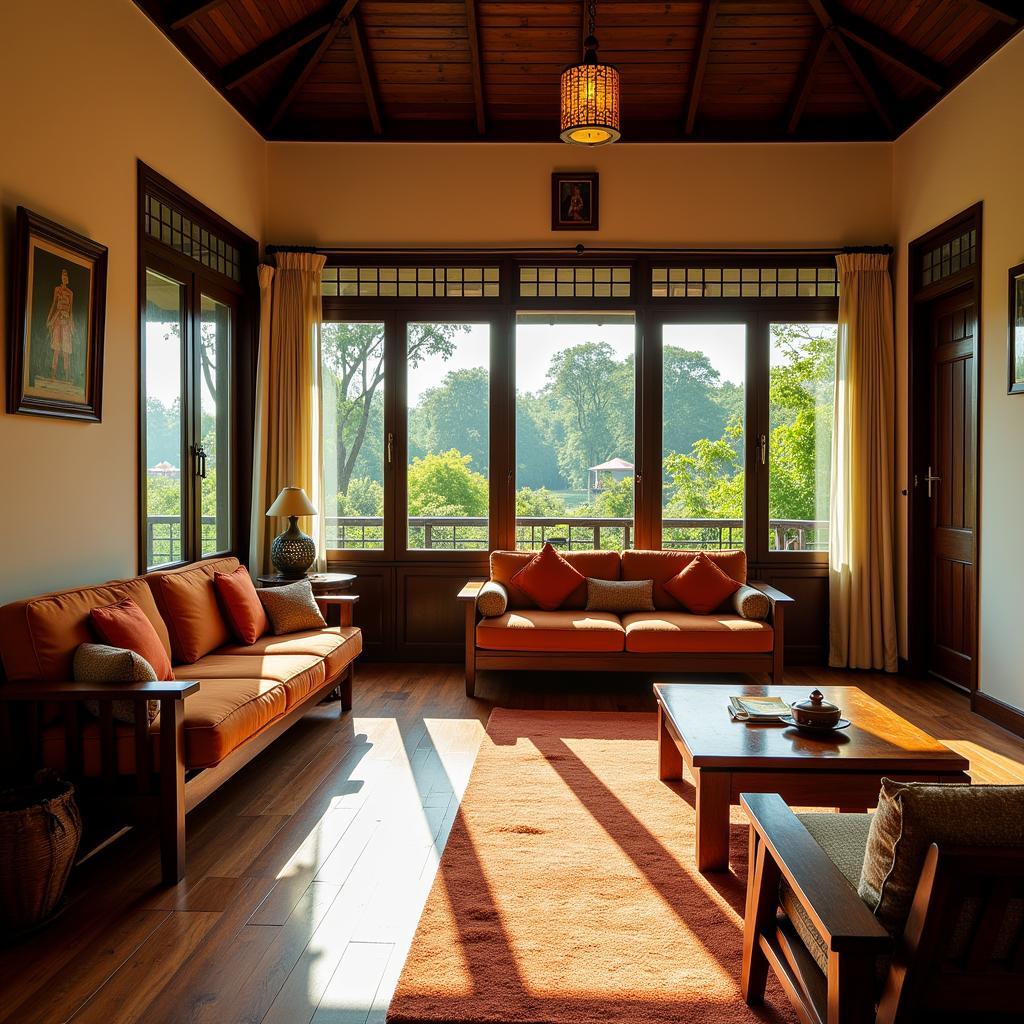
<box><xmin>2</xmin><ymin>665</ymin><xmax>1022</xmax><ymax>1023</ymax></box>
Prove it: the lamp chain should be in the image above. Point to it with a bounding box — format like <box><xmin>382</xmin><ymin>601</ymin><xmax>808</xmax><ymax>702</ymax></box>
<box><xmin>587</xmin><ymin>0</ymin><xmax>597</xmax><ymax>39</ymax></box>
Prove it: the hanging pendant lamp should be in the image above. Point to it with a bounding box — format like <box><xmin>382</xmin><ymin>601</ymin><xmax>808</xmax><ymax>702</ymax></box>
<box><xmin>560</xmin><ymin>0</ymin><xmax>621</xmax><ymax>146</ymax></box>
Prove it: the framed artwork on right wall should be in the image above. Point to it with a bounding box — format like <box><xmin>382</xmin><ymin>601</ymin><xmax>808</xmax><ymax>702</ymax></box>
<box><xmin>1009</xmin><ymin>260</ymin><xmax>1024</xmax><ymax>394</ymax></box>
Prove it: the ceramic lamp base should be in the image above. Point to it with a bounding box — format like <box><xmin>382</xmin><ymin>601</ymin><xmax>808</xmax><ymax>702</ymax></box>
<box><xmin>271</xmin><ymin>516</ymin><xmax>316</xmax><ymax>578</ymax></box>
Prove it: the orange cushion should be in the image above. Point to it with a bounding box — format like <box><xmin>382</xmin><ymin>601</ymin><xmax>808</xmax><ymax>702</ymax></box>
<box><xmin>90</xmin><ymin>598</ymin><xmax>174</xmax><ymax>681</ymax></box>
<box><xmin>507</xmin><ymin>544</ymin><xmax>587</xmax><ymax>611</ymax></box>
<box><xmin>622</xmin><ymin>550</ymin><xmax>747</xmax><ymax>610</ymax></box>
<box><xmin>174</xmin><ymin>652</ymin><xmax>326</xmax><ymax>708</ymax></box>
<box><xmin>217</xmin><ymin>626</ymin><xmax>362</xmax><ymax>683</ymax></box>
<box><xmin>149</xmin><ymin>566</ymin><xmax>231</xmax><ymax>664</ymax></box>
<box><xmin>0</xmin><ymin>576</ymin><xmax>171</xmax><ymax>684</ymax></box>
<box><xmin>476</xmin><ymin>611</ymin><xmax>625</xmax><ymax>653</ymax></box>
<box><xmin>664</xmin><ymin>552</ymin><xmax>741</xmax><ymax>614</ymax></box>
<box><xmin>214</xmin><ymin>567</ymin><xmax>268</xmax><ymax>645</ymax></box>
<box><xmin>490</xmin><ymin>550</ymin><xmax>620</xmax><ymax>609</ymax></box>
<box><xmin>622</xmin><ymin>612</ymin><xmax>773</xmax><ymax>653</ymax></box>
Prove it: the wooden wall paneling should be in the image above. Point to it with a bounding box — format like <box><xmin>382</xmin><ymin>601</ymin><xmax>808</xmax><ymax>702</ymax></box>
<box><xmin>398</xmin><ymin>563</ymin><xmax>487</xmax><ymax>661</ymax></box>
<box><xmin>326</xmin><ymin>564</ymin><xmax>394</xmax><ymax>658</ymax></box>
<box><xmin>751</xmin><ymin>565</ymin><xmax>828</xmax><ymax>665</ymax></box>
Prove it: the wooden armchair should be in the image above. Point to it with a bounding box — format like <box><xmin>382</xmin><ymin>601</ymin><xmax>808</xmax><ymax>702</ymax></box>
<box><xmin>741</xmin><ymin>792</ymin><xmax>1024</xmax><ymax>1024</ymax></box>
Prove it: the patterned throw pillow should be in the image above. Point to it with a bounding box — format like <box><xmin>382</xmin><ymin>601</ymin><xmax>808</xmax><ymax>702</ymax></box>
<box><xmin>509</xmin><ymin>543</ymin><xmax>585</xmax><ymax>611</ymax></box>
<box><xmin>73</xmin><ymin>643</ymin><xmax>160</xmax><ymax>725</ymax></box>
<box><xmin>731</xmin><ymin>585</ymin><xmax>770</xmax><ymax>620</ymax></box>
<box><xmin>664</xmin><ymin>552</ymin><xmax>741</xmax><ymax>614</ymax></box>
<box><xmin>585</xmin><ymin>578</ymin><xmax>654</xmax><ymax>613</ymax></box>
<box><xmin>257</xmin><ymin>578</ymin><xmax>327</xmax><ymax>635</ymax></box>
<box><xmin>476</xmin><ymin>581</ymin><xmax>508</xmax><ymax>618</ymax></box>
<box><xmin>859</xmin><ymin>778</ymin><xmax>1024</xmax><ymax>935</ymax></box>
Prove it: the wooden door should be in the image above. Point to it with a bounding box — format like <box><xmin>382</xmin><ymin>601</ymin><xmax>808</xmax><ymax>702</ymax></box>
<box><xmin>925</xmin><ymin>291</ymin><xmax>977</xmax><ymax>688</ymax></box>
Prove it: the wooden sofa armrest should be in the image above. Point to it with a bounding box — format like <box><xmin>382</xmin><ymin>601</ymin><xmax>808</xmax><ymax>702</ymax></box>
<box><xmin>315</xmin><ymin>593</ymin><xmax>359</xmax><ymax>627</ymax></box>
<box><xmin>0</xmin><ymin>679</ymin><xmax>200</xmax><ymax>702</ymax></box>
<box><xmin>457</xmin><ymin>580</ymin><xmax>486</xmax><ymax>602</ymax></box>
<box><xmin>741</xmin><ymin>792</ymin><xmax>889</xmax><ymax>952</ymax></box>
<box><xmin>747</xmin><ymin>581</ymin><xmax>795</xmax><ymax>606</ymax></box>
<box><xmin>747</xmin><ymin>582</ymin><xmax>793</xmax><ymax>683</ymax></box>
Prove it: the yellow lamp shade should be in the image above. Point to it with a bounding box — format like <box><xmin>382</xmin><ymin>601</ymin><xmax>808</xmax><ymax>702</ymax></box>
<box><xmin>266</xmin><ymin>486</ymin><xmax>317</xmax><ymax>518</ymax></box>
<box><xmin>560</xmin><ymin>61</ymin><xmax>621</xmax><ymax>147</ymax></box>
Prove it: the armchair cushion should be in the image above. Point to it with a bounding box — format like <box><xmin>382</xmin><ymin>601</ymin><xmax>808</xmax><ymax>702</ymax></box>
<box><xmin>859</xmin><ymin>779</ymin><xmax>1024</xmax><ymax>935</ymax></box>
<box><xmin>475</xmin><ymin>580</ymin><xmax>508</xmax><ymax>618</ymax></box>
<box><xmin>731</xmin><ymin>585</ymin><xmax>770</xmax><ymax>621</ymax></box>
<box><xmin>664</xmin><ymin>552</ymin><xmax>741</xmax><ymax>614</ymax></box>
<box><xmin>509</xmin><ymin>543</ymin><xmax>585</xmax><ymax>611</ymax></box>
<box><xmin>778</xmin><ymin>812</ymin><xmax>875</xmax><ymax>974</ymax></box>
<box><xmin>585</xmin><ymin>577</ymin><xmax>654</xmax><ymax>613</ymax></box>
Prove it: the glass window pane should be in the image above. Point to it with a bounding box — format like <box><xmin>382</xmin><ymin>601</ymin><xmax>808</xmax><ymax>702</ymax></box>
<box><xmin>407</xmin><ymin>322</ymin><xmax>490</xmax><ymax>551</ymax></box>
<box><xmin>768</xmin><ymin>323</ymin><xmax>837</xmax><ymax>552</ymax></box>
<box><xmin>661</xmin><ymin>324</ymin><xmax>746</xmax><ymax>551</ymax></box>
<box><xmin>199</xmin><ymin>295</ymin><xmax>231</xmax><ymax>556</ymax></box>
<box><xmin>144</xmin><ymin>270</ymin><xmax>185</xmax><ymax>569</ymax></box>
<box><xmin>515</xmin><ymin>312</ymin><xmax>636</xmax><ymax>551</ymax></box>
<box><xmin>322</xmin><ymin>322</ymin><xmax>386</xmax><ymax>551</ymax></box>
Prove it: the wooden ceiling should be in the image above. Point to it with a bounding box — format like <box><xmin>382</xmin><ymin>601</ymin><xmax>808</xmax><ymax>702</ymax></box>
<box><xmin>135</xmin><ymin>1</ymin><xmax>1024</xmax><ymax>142</ymax></box>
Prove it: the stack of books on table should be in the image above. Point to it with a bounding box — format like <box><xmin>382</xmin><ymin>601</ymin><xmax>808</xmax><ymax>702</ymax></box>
<box><xmin>728</xmin><ymin>695</ymin><xmax>791</xmax><ymax>723</ymax></box>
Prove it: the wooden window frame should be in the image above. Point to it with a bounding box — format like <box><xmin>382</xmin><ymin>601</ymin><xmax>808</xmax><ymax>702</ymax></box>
<box><xmin>137</xmin><ymin>162</ymin><xmax>258</xmax><ymax>573</ymax></box>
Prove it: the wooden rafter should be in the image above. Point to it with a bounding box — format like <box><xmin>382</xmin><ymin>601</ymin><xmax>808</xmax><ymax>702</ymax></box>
<box><xmin>220</xmin><ymin>7</ymin><xmax>341</xmax><ymax>90</ymax></box>
<box><xmin>786</xmin><ymin>30</ymin><xmax>830</xmax><ymax>135</ymax></box>
<box><xmin>964</xmin><ymin>0</ymin><xmax>1022</xmax><ymax>23</ymax></box>
<box><xmin>169</xmin><ymin>0</ymin><xmax>224</xmax><ymax>31</ymax></box>
<box><xmin>832</xmin><ymin>9</ymin><xmax>944</xmax><ymax>91</ymax></box>
<box><xmin>348</xmin><ymin>8</ymin><xmax>383</xmax><ymax>136</ymax></box>
<box><xmin>465</xmin><ymin>0</ymin><xmax>487</xmax><ymax>135</ymax></box>
<box><xmin>263</xmin><ymin>0</ymin><xmax>361</xmax><ymax>132</ymax></box>
<box><xmin>806</xmin><ymin>0</ymin><xmax>896</xmax><ymax>135</ymax></box>
<box><xmin>684</xmin><ymin>0</ymin><xmax>720</xmax><ymax>135</ymax></box>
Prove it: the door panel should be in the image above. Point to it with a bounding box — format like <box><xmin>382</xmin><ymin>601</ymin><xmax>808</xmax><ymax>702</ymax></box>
<box><xmin>927</xmin><ymin>292</ymin><xmax>977</xmax><ymax>688</ymax></box>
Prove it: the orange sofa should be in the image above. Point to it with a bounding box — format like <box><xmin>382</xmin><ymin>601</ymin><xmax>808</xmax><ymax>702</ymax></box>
<box><xmin>458</xmin><ymin>549</ymin><xmax>792</xmax><ymax>696</ymax></box>
<box><xmin>0</xmin><ymin>556</ymin><xmax>361</xmax><ymax>883</ymax></box>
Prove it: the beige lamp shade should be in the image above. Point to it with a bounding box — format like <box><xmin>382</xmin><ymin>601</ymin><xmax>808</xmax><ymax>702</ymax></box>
<box><xmin>266</xmin><ymin>486</ymin><xmax>317</xmax><ymax>518</ymax></box>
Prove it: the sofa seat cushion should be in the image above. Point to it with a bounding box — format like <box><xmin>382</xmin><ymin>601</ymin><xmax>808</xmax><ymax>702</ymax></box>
<box><xmin>621</xmin><ymin>550</ymin><xmax>747</xmax><ymax>610</ymax></box>
<box><xmin>621</xmin><ymin>612</ymin><xmax>773</xmax><ymax>653</ymax></box>
<box><xmin>41</xmin><ymin>676</ymin><xmax>289</xmax><ymax>773</ymax></box>
<box><xmin>174</xmin><ymin>652</ymin><xmax>326</xmax><ymax>708</ymax></box>
<box><xmin>217</xmin><ymin>627</ymin><xmax>362</xmax><ymax>684</ymax></box>
<box><xmin>779</xmin><ymin>813</ymin><xmax>889</xmax><ymax>987</ymax></box>
<box><xmin>477</xmin><ymin>610</ymin><xmax>625</xmax><ymax>653</ymax></box>
<box><xmin>489</xmin><ymin>550</ymin><xmax>621</xmax><ymax>610</ymax></box>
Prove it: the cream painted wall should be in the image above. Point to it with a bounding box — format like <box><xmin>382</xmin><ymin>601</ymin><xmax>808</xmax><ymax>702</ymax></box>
<box><xmin>0</xmin><ymin>1</ymin><xmax>265</xmax><ymax>604</ymax></box>
<box><xmin>266</xmin><ymin>141</ymin><xmax>893</xmax><ymax>249</ymax></box>
<box><xmin>893</xmin><ymin>30</ymin><xmax>1024</xmax><ymax>713</ymax></box>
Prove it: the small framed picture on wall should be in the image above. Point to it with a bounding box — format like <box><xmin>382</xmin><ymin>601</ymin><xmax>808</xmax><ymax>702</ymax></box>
<box><xmin>7</xmin><ymin>207</ymin><xmax>107</xmax><ymax>420</ymax></box>
<box><xmin>1009</xmin><ymin>261</ymin><xmax>1024</xmax><ymax>394</ymax></box>
<box><xmin>551</xmin><ymin>172</ymin><xmax>599</xmax><ymax>231</ymax></box>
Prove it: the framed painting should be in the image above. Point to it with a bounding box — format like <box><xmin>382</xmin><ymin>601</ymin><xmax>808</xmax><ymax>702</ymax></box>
<box><xmin>551</xmin><ymin>172</ymin><xmax>599</xmax><ymax>231</ymax></box>
<box><xmin>1009</xmin><ymin>261</ymin><xmax>1024</xmax><ymax>395</ymax></box>
<box><xmin>7</xmin><ymin>207</ymin><xmax>107</xmax><ymax>420</ymax></box>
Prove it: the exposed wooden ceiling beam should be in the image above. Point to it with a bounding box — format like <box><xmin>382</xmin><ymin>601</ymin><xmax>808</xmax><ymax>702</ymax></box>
<box><xmin>220</xmin><ymin>7</ymin><xmax>342</xmax><ymax>90</ymax></box>
<box><xmin>169</xmin><ymin>1</ymin><xmax>225</xmax><ymax>31</ymax></box>
<box><xmin>465</xmin><ymin>0</ymin><xmax>487</xmax><ymax>135</ymax></box>
<box><xmin>348</xmin><ymin>8</ymin><xmax>383</xmax><ymax>136</ymax></box>
<box><xmin>263</xmin><ymin>1</ymin><xmax>359</xmax><ymax>132</ymax></box>
<box><xmin>832</xmin><ymin>9</ymin><xmax>944</xmax><ymax>91</ymax></box>
<box><xmin>684</xmin><ymin>0</ymin><xmax>720</xmax><ymax>135</ymax></box>
<box><xmin>963</xmin><ymin>0</ymin><xmax>1021</xmax><ymax>24</ymax></box>
<box><xmin>806</xmin><ymin>0</ymin><xmax>897</xmax><ymax>135</ymax></box>
<box><xmin>786</xmin><ymin>31</ymin><xmax>830</xmax><ymax>135</ymax></box>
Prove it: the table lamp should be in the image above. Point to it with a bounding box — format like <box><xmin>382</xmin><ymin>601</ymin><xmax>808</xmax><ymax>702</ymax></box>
<box><xmin>266</xmin><ymin>486</ymin><xmax>317</xmax><ymax>578</ymax></box>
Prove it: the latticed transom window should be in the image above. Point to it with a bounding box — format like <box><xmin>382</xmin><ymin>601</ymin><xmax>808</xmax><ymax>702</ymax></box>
<box><xmin>921</xmin><ymin>229</ymin><xmax>976</xmax><ymax>288</ymax></box>
<box><xmin>519</xmin><ymin>265</ymin><xmax>630</xmax><ymax>298</ymax></box>
<box><xmin>321</xmin><ymin>266</ymin><xmax>500</xmax><ymax>298</ymax></box>
<box><xmin>652</xmin><ymin>266</ymin><xmax>837</xmax><ymax>298</ymax></box>
<box><xmin>144</xmin><ymin>194</ymin><xmax>241</xmax><ymax>282</ymax></box>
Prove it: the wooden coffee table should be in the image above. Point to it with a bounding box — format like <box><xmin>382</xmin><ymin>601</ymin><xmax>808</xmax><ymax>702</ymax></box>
<box><xmin>654</xmin><ymin>682</ymin><xmax>970</xmax><ymax>873</ymax></box>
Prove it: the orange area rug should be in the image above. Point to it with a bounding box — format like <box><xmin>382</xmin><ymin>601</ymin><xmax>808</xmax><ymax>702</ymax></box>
<box><xmin>387</xmin><ymin>709</ymin><xmax>797</xmax><ymax>1023</ymax></box>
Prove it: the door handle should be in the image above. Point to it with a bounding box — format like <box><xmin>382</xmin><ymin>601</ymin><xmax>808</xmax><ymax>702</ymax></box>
<box><xmin>386</xmin><ymin>432</ymin><xmax>394</xmax><ymax>464</ymax></box>
<box><xmin>924</xmin><ymin>465</ymin><xmax>940</xmax><ymax>498</ymax></box>
<box><xmin>191</xmin><ymin>443</ymin><xmax>207</xmax><ymax>479</ymax></box>
<box><xmin>758</xmin><ymin>433</ymin><xmax>767</xmax><ymax>465</ymax></box>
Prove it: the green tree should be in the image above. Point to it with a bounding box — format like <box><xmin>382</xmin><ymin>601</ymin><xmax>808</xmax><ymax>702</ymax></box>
<box><xmin>515</xmin><ymin>487</ymin><xmax>569</xmax><ymax>517</ymax></box>
<box><xmin>516</xmin><ymin>392</ymin><xmax>565</xmax><ymax>490</ymax></box>
<box><xmin>410</xmin><ymin>367</ymin><xmax>489</xmax><ymax>473</ymax></box>
<box><xmin>662</xmin><ymin>346</ymin><xmax>729</xmax><ymax>459</ymax></box>
<box><xmin>664</xmin><ymin>418</ymin><xmax>745</xmax><ymax>520</ymax></box>
<box><xmin>336</xmin><ymin>476</ymin><xmax>384</xmax><ymax>516</ymax></box>
<box><xmin>407</xmin><ymin>449</ymin><xmax>488</xmax><ymax>517</ymax></box>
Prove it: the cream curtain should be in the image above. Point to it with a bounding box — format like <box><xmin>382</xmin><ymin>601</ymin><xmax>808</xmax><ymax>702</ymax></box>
<box><xmin>828</xmin><ymin>252</ymin><xmax>898</xmax><ymax>671</ymax></box>
<box><xmin>250</xmin><ymin>252</ymin><xmax>327</xmax><ymax>575</ymax></box>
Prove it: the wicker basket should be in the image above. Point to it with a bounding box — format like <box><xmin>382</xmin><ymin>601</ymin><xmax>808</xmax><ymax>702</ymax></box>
<box><xmin>0</xmin><ymin>774</ymin><xmax>81</xmax><ymax>936</ymax></box>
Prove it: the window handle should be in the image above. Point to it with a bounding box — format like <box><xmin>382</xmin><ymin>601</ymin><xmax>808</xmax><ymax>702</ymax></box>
<box><xmin>759</xmin><ymin>433</ymin><xmax>767</xmax><ymax>465</ymax></box>
<box><xmin>386</xmin><ymin>432</ymin><xmax>394</xmax><ymax>464</ymax></box>
<box><xmin>191</xmin><ymin>443</ymin><xmax>207</xmax><ymax>479</ymax></box>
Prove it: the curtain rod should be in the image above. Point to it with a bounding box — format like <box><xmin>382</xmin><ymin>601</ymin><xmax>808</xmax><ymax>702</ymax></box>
<box><xmin>265</xmin><ymin>243</ymin><xmax>891</xmax><ymax>258</ymax></box>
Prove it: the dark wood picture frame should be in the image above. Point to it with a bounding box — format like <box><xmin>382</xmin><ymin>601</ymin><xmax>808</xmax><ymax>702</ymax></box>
<box><xmin>551</xmin><ymin>172</ymin><xmax>599</xmax><ymax>231</ymax></box>
<box><xmin>1008</xmin><ymin>260</ymin><xmax>1024</xmax><ymax>394</ymax></box>
<box><xmin>7</xmin><ymin>207</ymin><xmax>107</xmax><ymax>421</ymax></box>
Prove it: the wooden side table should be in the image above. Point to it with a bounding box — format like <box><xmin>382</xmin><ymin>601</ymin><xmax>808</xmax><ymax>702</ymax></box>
<box><xmin>256</xmin><ymin>572</ymin><xmax>359</xmax><ymax>628</ymax></box>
